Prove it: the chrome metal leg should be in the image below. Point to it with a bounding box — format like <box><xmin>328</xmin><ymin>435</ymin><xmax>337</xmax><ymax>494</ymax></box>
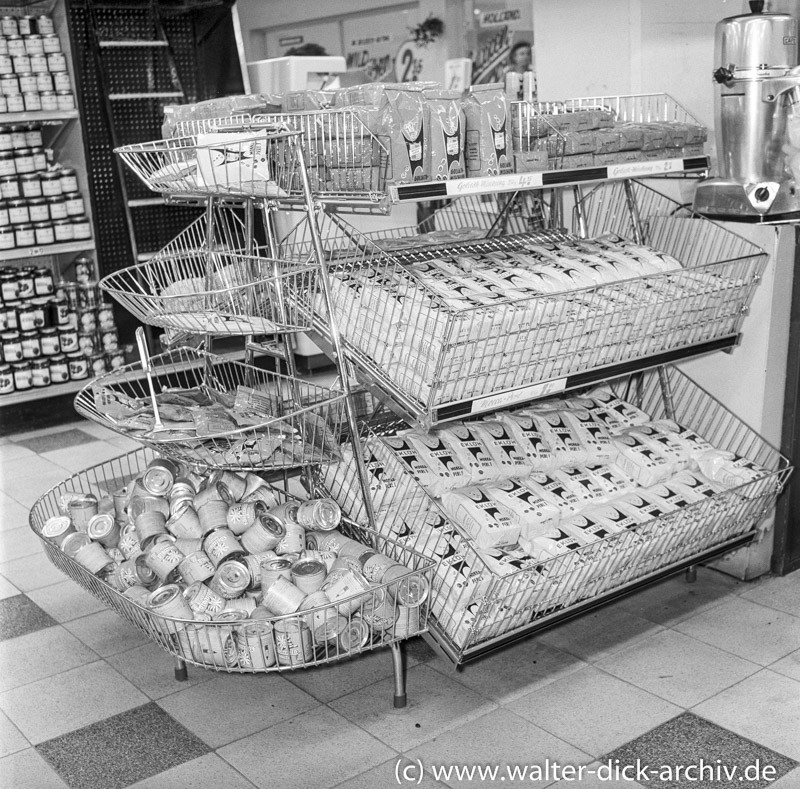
<box><xmin>391</xmin><ymin>642</ymin><xmax>407</xmax><ymax>708</ymax></box>
<box><xmin>174</xmin><ymin>656</ymin><xmax>188</xmax><ymax>681</ymax></box>
<box><xmin>685</xmin><ymin>565</ymin><xmax>697</xmax><ymax>583</ymax></box>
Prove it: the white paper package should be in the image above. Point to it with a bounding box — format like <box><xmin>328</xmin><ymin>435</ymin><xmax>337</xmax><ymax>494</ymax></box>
<box><xmin>485</xmin><ymin>478</ymin><xmax>561</xmax><ymax>539</ymax></box>
<box><xmin>440</xmin><ymin>487</ymin><xmax>520</xmax><ymax>549</ymax></box>
<box><xmin>401</xmin><ymin>430</ymin><xmax>471</xmax><ymax>495</ymax></box>
<box><xmin>496</xmin><ymin>412</ymin><xmax>557</xmax><ymax>472</ymax></box>
<box><xmin>437</xmin><ymin>423</ymin><xmax>502</xmax><ymax>486</ymax></box>
<box><xmin>526</xmin><ymin>410</ymin><xmax>591</xmax><ymax>468</ymax></box>
<box><xmin>473</xmin><ymin>419</ymin><xmax>532</xmax><ymax>479</ymax></box>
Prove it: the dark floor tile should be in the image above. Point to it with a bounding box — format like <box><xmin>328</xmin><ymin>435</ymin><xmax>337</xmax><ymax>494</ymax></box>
<box><xmin>605</xmin><ymin>712</ymin><xmax>798</xmax><ymax>789</ymax></box>
<box><xmin>0</xmin><ymin>594</ymin><xmax>58</xmax><ymax>641</ymax></box>
<box><xmin>35</xmin><ymin>702</ymin><xmax>210</xmax><ymax>789</ymax></box>
<box><xmin>404</xmin><ymin>635</ymin><xmax>438</xmax><ymax>663</ymax></box>
<box><xmin>14</xmin><ymin>429</ymin><xmax>97</xmax><ymax>455</ymax></box>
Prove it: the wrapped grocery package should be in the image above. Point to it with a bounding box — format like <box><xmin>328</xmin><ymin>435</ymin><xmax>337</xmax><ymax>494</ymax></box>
<box><xmin>518</xmin><ymin>525</ymin><xmax>584</xmax><ymax>564</ymax></box>
<box><xmin>424</xmin><ymin>88</ymin><xmax>466</xmax><ymax>180</ymax></box>
<box><xmin>485</xmin><ymin>478</ymin><xmax>561</xmax><ymax>539</ymax></box>
<box><xmin>649</xmin><ymin>419</ymin><xmax>715</xmax><ymax>460</ymax></box>
<box><xmin>691</xmin><ymin>450</ymin><xmax>769</xmax><ymax>490</ymax></box>
<box><xmin>631</xmin><ymin>424</ymin><xmax>693</xmax><ymax>473</ymax></box>
<box><xmin>551</xmin><ymin>467</ymin><xmax>609</xmax><ymax>508</ymax></box>
<box><xmin>525</xmin><ymin>410</ymin><xmax>590</xmax><ymax>467</ymax></box>
<box><xmin>472</xmin><ymin>420</ymin><xmax>531</xmax><ymax>479</ymax></box>
<box><xmin>463</xmin><ymin>83</ymin><xmax>513</xmax><ymax>176</ymax></box>
<box><xmin>399</xmin><ymin>430</ymin><xmax>470</xmax><ymax>495</ymax></box>
<box><xmin>377</xmin><ymin>84</ymin><xmax>430</xmax><ymax>183</ymax></box>
<box><xmin>521</xmin><ymin>471</ymin><xmax>583</xmax><ymax>517</ymax></box>
<box><xmin>437</xmin><ymin>423</ymin><xmax>501</xmax><ymax>486</ymax></box>
<box><xmin>560</xmin><ymin>408</ymin><xmax>617</xmax><ymax>465</ymax></box>
<box><xmin>585</xmin><ymin>463</ymin><xmax>637</xmax><ymax>500</ymax></box>
<box><xmin>559</xmin><ymin>509</ymin><xmax>624</xmax><ymax>543</ymax></box>
<box><xmin>441</xmin><ymin>486</ymin><xmax>520</xmax><ymax>549</ymax></box>
<box><xmin>589</xmin><ymin>233</ymin><xmax>683</xmax><ymax>275</ymax></box>
<box><xmin>612</xmin><ymin>430</ymin><xmax>675</xmax><ymax>487</ymax></box>
<box><xmin>584</xmin><ymin>388</ymin><xmax>651</xmax><ymax>433</ymax></box>
<box><xmin>497</xmin><ymin>412</ymin><xmax>557</xmax><ymax>472</ymax></box>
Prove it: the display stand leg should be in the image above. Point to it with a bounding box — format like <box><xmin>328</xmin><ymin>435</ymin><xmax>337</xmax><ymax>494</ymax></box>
<box><xmin>573</xmin><ymin>185</ymin><xmax>588</xmax><ymax>238</ymax></box>
<box><xmin>685</xmin><ymin>565</ymin><xmax>698</xmax><ymax>583</ymax></box>
<box><xmin>203</xmin><ymin>196</ymin><xmax>217</xmax><ymax>362</ymax></box>
<box><xmin>657</xmin><ymin>366</ymin><xmax>677</xmax><ymax>420</ymax></box>
<box><xmin>173</xmin><ymin>656</ymin><xmax>188</xmax><ymax>681</ymax></box>
<box><xmin>623</xmin><ymin>179</ymin><xmax>646</xmax><ymax>244</ymax></box>
<box><xmin>390</xmin><ymin>641</ymin><xmax>407</xmax><ymax>708</ymax></box>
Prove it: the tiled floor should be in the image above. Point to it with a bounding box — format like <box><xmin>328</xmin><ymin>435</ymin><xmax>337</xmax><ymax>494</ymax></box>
<box><xmin>1</xmin><ymin>421</ymin><xmax>799</xmax><ymax>789</ymax></box>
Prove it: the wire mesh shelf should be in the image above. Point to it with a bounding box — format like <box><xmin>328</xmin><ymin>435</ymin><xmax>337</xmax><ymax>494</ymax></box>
<box><xmin>29</xmin><ymin>448</ymin><xmax>434</xmax><ymax>674</ymax></box>
<box><xmin>319</xmin><ymin>367</ymin><xmax>792</xmax><ymax>663</ymax></box>
<box><xmin>99</xmin><ymin>206</ymin><xmax>316</xmax><ymax>336</ymax></box>
<box><xmin>74</xmin><ymin>347</ymin><xmax>347</xmax><ymax>471</ymax></box>
<box><xmin>279</xmin><ymin>183</ymin><xmax>768</xmax><ymax>428</ymax></box>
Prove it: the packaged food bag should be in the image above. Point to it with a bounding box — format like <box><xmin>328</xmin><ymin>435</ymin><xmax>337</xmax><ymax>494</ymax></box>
<box><xmin>424</xmin><ymin>88</ymin><xmax>466</xmax><ymax>180</ymax></box>
<box><xmin>441</xmin><ymin>487</ymin><xmax>520</xmax><ymax>549</ymax></box>
<box><xmin>462</xmin><ymin>83</ymin><xmax>513</xmax><ymax>177</ymax></box>
<box><xmin>377</xmin><ymin>85</ymin><xmax>430</xmax><ymax>184</ymax></box>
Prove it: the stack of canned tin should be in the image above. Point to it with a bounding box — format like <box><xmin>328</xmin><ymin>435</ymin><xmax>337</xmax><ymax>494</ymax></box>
<box><xmin>0</xmin><ymin>122</ymin><xmax>91</xmax><ymax>251</ymax></box>
<box><xmin>0</xmin><ymin>253</ymin><xmax>123</xmax><ymax>394</ymax></box>
<box><xmin>0</xmin><ymin>12</ymin><xmax>73</xmax><ymax>115</ymax></box>
<box><xmin>39</xmin><ymin>458</ymin><xmax>429</xmax><ymax>670</ymax></box>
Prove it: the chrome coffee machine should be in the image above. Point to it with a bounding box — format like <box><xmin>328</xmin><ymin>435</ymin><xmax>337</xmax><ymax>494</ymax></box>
<box><xmin>693</xmin><ymin>1</ymin><xmax>800</xmax><ymax>222</ymax></box>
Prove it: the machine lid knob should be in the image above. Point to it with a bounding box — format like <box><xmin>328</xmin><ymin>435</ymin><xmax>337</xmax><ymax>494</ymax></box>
<box><xmin>754</xmin><ymin>186</ymin><xmax>771</xmax><ymax>202</ymax></box>
<box><xmin>749</xmin><ymin>0</ymin><xmax>765</xmax><ymax>13</ymax></box>
<box><xmin>714</xmin><ymin>66</ymin><xmax>734</xmax><ymax>84</ymax></box>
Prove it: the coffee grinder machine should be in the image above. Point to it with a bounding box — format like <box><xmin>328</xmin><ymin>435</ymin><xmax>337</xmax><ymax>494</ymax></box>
<box><xmin>693</xmin><ymin>1</ymin><xmax>800</xmax><ymax>222</ymax></box>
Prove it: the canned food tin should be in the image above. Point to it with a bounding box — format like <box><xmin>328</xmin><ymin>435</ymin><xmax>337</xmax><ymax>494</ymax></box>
<box><xmin>240</xmin><ymin>511</ymin><xmax>285</xmax><ymax>553</ymax></box>
<box><xmin>142</xmin><ymin>457</ymin><xmax>179</xmax><ymax>497</ymax></box>
<box><xmin>260</xmin><ymin>557</ymin><xmax>293</xmax><ymax>591</ymax></box>
<box><xmin>306</xmin><ymin>606</ymin><xmax>347</xmax><ymax>645</ymax></box>
<box><xmin>262</xmin><ymin>575</ymin><xmax>307</xmax><ymax>616</ymax></box>
<box><xmin>67</xmin><ymin>493</ymin><xmax>98</xmax><ymax>532</ymax></box>
<box><xmin>74</xmin><ymin>540</ymin><xmax>114</xmax><ymax>576</ymax></box>
<box><xmin>168</xmin><ymin>478</ymin><xmax>195</xmax><ymax>508</ymax></box>
<box><xmin>361</xmin><ymin>552</ymin><xmax>399</xmax><ymax>583</ymax></box>
<box><xmin>275</xmin><ymin>520</ymin><xmax>305</xmax><ymax>556</ymax></box>
<box><xmin>166</xmin><ymin>501</ymin><xmax>203</xmax><ymax>540</ymax></box>
<box><xmin>48</xmin><ymin>352</ymin><xmax>68</xmax><ymax>382</ymax></box>
<box><xmin>0</xmin><ymin>362</ymin><xmax>13</xmax><ymax>393</ymax></box>
<box><xmin>203</xmin><ymin>527</ymin><xmax>245</xmax><ymax>567</ymax></box>
<box><xmin>19</xmin><ymin>329</ymin><xmax>40</xmax><ymax>358</ymax></box>
<box><xmin>337</xmin><ymin>614</ymin><xmax>371</xmax><ymax>652</ymax></box>
<box><xmin>384</xmin><ymin>566</ymin><xmax>430</xmax><ymax>607</ymax></box>
<box><xmin>196</xmin><ymin>499</ymin><xmax>229</xmax><ymax>536</ymax></box>
<box><xmin>134</xmin><ymin>509</ymin><xmax>168</xmax><ymax>548</ymax></box>
<box><xmin>208</xmin><ymin>558</ymin><xmax>250</xmax><ymax>599</ymax></box>
<box><xmin>86</xmin><ymin>512</ymin><xmax>119</xmax><ymax>548</ymax></box>
<box><xmin>225</xmin><ymin>500</ymin><xmax>263</xmax><ymax>535</ymax></box>
<box><xmin>337</xmin><ymin>539</ymin><xmax>379</xmax><ymax>568</ymax></box>
<box><xmin>122</xmin><ymin>585</ymin><xmax>151</xmax><ymax>606</ymax></box>
<box><xmin>181</xmin><ymin>621</ymin><xmax>238</xmax><ymax>668</ymax></box>
<box><xmin>183</xmin><ymin>581</ymin><xmax>226</xmax><ymax>617</ymax></box>
<box><xmin>360</xmin><ymin>586</ymin><xmax>399</xmax><ymax>632</ymax></box>
<box><xmin>237</xmin><ymin>621</ymin><xmax>276</xmax><ymax>669</ymax></box>
<box><xmin>274</xmin><ymin>616</ymin><xmax>314</xmax><ymax>666</ymax></box>
<box><xmin>305</xmin><ymin>529</ymin><xmax>353</xmax><ymax>555</ymax></box>
<box><xmin>321</xmin><ymin>568</ymin><xmax>372</xmax><ymax>615</ymax></box>
<box><xmin>144</xmin><ymin>537</ymin><xmax>184</xmax><ymax>583</ymax></box>
<box><xmin>117</xmin><ymin>525</ymin><xmax>143</xmax><ymax>560</ymax></box>
<box><xmin>210</xmin><ymin>470</ymin><xmax>248</xmax><ymax>502</ymax></box>
<box><xmin>31</xmin><ymin>357</ymin><xmax>49</xmax><ymax>386</ymax></box>
<box><xmin>41</xmin><ymin>514</ymin><xmax>76</xmax><ymax>547</ymax></box>
<box><xmin>147</xmin><ymin>583</ymin><xmax>194</xmax><ymax>619</ymax></box>
<box><xmin>177</xmin><ymin>550</ymin><xmax>215</xmax><ymax>586</ymax></box>
<box><xmin>112</xmin><ymin>554</ymin><xmax>157</xmax><ymax>591</ymax></box>
<box><xmin>296</xmin><ymin>497</ymin><xmax>342</xmax><ymax>531</ymax></box>
<box><xmin>290</xmin><ymin>559</ymin><xmax>327</xmax><ymax>595</ymax></box>
<box><xmin>61</xmin><ymin>530</ymin><xmax>91</xmax><ymax>559</ymax></box>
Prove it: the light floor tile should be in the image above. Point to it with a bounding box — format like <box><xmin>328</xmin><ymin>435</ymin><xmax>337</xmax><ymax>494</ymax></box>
<box><xmin>769</xmin><ymin>650</ymin><xmax>800</xmax><ymax>683</ymax></box>
<box><xmin>0</xmin><ymin>455</ymin><xmax>70</xmax><ymax>484</ymax></box>
<box><xmin>0</xmin><ymin>708</ymin><xmax>29</xmax><ymax>758</ymax></box>
<box><xmin>0</xmin><ymin>443</ymin><xmax>37</xmax><ymax>462</ymax></box>
<box><xmin>66</xmin><ymin>422</ymin><xmax>119</xmax><ymax>442</ymax></box>
<box><xmin>428</xmin><ymin>637</ymin><xmax>588</xmax><ymax>704</ymax></box>
<box><xmin>0</xmin><ymin>625</ymin><xmax>98</xmax><ymax>693</ymax></box>
<box><xmin>673</xmin><ymin>596</ymin><xmax>800</xmax><ymax>666</ymax></box>
<box><xmin>332</xmin><ymin>758</ymin><xmax>448</xmax><ymax>789</ymax></box>
<box><xmin>128</xmin><ymin>753</ymin><xmax>258</xmax><ymax>789</ymax></box>
<box><xmin>0</xmin><ymin>748</ymin><xmax>70</xmax><ymax>789</ymax></box>
<box><xmin>595</xmin><ymin>629</ymin><xmax>761</xmax><ymax>708</ymax></box>
<box><xmin>406</xmin><ymin>707</ymin><xmax>591</xmax><ymax>788</ymax></box>
<box><xmin>107</xmin><ymin>641</ymin><xmax>216</xmax><ymax>700</ymax></box>
<box><xmin>157</xmin><ymin>671</ymin><xmax>319</xmax><ymax>748</ymax></box>
<box><xmin>739</xmin><ymin>572</ymin><xmax>800</xmax><ymax>619</ymax></box>
<box><xmin>27</xmin><ymin>579</ymin><xmax>108</xmax><ymax>623</ymax></box>
<box><xmin>0</xmin><ymin>661</ymin><xmax>147</xmax><ymax>745</ymax></box>
<box><xmin>693</xmin><ymin>669</ymin><xmax>800</xmax><ymax>761</ymax></box>
<box><xmin>770</xmin><ymin>766</ymin><xmax>800</xmax><ymax>788</ymax></box>
<box><xmin>0</xmin><ymin>552</ymin><xmax>69</xmax><ymax>592</ymax></box>
<box><xmin>0</xmin><ymin>572</ymin><xmax>20</xmax><ymax>600</ymax></box>
<box><xmin>507</xmin><ymin>665</ymin><xmax>682</xmax><ymax>758</ymax></box>
<box><xmin>218</xmin><ymin>706</ymin><xmax>396</xmax><ymax>789</ymax></box>
<box><xmin>4</xmin><ymin>470</ymin><xmax>74</xmax><ymax>510</ymax></box>
<box><xmin>285</xmin><ymin>644</ymin><xmax>425</xmax><ymax>703</ymax></box>
<box><xmin>63</xmin><ymin>609</ymin><xmax>151</xmax><ymax>657</ymax></box>
<box><xmin>40</xmin><ymin>441</ymin><xmax>129</xmax><ymax>474</ymax></box>
<box><xmin>0</xmin><ymin>525</ymin><xmax>44</xmax><ymax>563</ymax></box>
<box><xmin>108</xmin><ymin>436</ymin><xmax>146</xmax><ymax>453</ymax></box>
<box><xmin>330</xmin><ymin>664</ymin><xmax>498</xmax><ymax>752</ymax></box>
<box><xmin>537</xmin><ymin>601</ymin><xmax>665</xmax><ymax>663</ymax></box>
<box><xmin>0</xmin><ymin>492</ymin><xmax>34</xmax><ymax>532</ymax></box>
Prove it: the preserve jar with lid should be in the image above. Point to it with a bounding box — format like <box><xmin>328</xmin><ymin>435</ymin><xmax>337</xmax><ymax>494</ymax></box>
<box><xmin>47</xmin><ymin>195</ymin><xmax>67</xmax><ymax>221</ymax></box>
<box><xmin>58</xmin><ymin>325</ymin><xmax>78</xmax><ymax>353</ymax></box>
<box><xmin>0</xmin><ymin>362</ymin><xmax>13</xmax><ymax>394</ymax></box>
<box><xmin>49</xmin><ymin>353</ymin><xmax>68</xmax><ymax>383</ymax></box>
<box><xmin>35</xmin><ymin>71</ymin><xmax>53</xmax><ymax>92</ymax></box>
<box><xmin>39</xmin><ymin>91</ymin><xmax>57</xmax><ymax>111</ymax></box>
<box><xmin>33</xmin><ymin>266</ymin><xmax>54</xmax><ymax>296</ymax></box>
<box><xmin>52</xmin><ymin>218</ymin><xmax>72</xmax><ymax>242</ymax></box>
<box><xmin>59</xmin><ymin>168</ymin><xmax>78</xmax><ymax>193</ymax></box>
<box><xmin>40</xmin><ymin>171</ymin><xmax>61</xmax><ymax>196</ymax></box>
<box><xmin>37</xmin><ymin>15</ymin><xmax>56</xmax><ymax>36</ymax></box>
<box><xmin>0</xmin><ymin>151</ymin><xmax>14</xmax><ymax>178</ymax></box>
<box><xmin>0</xmin><ymin>176</ymin><xmax>20</xmax><ymax>200</ymax></box>
<box><xmin>14</xmin><ymin>222</ymin><xmax>34</xmax><ymax>247</ymax></box>
<box><xmin>0</xmin><ymin>225</ymin><xmax>14</xmax><ymax>250</ymax></box>
<box><xmin>66</xmin><ymin>352</ymin><xmax>88</xmax><ymax>380</ymax></box>
<box><xmin>40</xmin><ymin>326</ymin><xmax>59</xmax><ymax>355</ymax></box>
<box><xmin>1</xmin><ymin>331</ymin><xmax>23</xmax><ymax>362</ymax></box>
<box><xmin>31</xmin><ymin>357</ymin><xmax>50</xmax><ymax>387</ymax></box>
<box><xmin>20</xmin><ymin>329</ymin><xmax>41</xmax><ymax>358</ymax></box>
<box><xmin>33</xmin><ymin>220</ymin><xmax>53</xmax><ymax>246</ymax></box>
<box><xmin>28</xmin><ymin>197</ymin><xmax>48</xmax><ymax>222</ymax></box>
<box><xmin>70</xmin><ymin>215</ymin><xmax>91</xmax><ymax>239</ymax></box>
<box><xmin>63</xmin><ymin>192</ymin><xmax>84</xmax><ymax>216</ymax></box>
<box><xmin>12</xmin><ymin>360</ymin><xmax>32</xmax><ymax>390</ymax></box>
<box><xmin>20</xmin><ymin>173</ymin><xmax>42</xmax><ymax>198</ymax></box>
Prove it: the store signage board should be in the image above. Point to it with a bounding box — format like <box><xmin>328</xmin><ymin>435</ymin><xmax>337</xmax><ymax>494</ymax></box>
<box><xmin>470</xmin><ymin>378</ymin><xmax>568</xmax><ymax>415</ymax></box>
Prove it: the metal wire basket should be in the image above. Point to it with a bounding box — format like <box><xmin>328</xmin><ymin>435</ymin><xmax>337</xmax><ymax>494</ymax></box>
<box><xmin>99</xmin><ymin>207</ymin><xmax>316</xmax><ymax>336</ymax></box>
<box><xmin>74</xmin><ymin>346</ymin><xmax>347</xmax><ymax>472</ymax></box>
<box><xmin>320</xmin><ymin>367</ymin><xmax>792</xmax><ymax>663</ymax></box>
<box><xmin>29</xmin><ymin>448</ymin><xmax>434</xmax><ymax>675</ymax></box>
<box><xmin>280</xmin><ymin>182</ymin><xmax>768</xmax><ymax>428</ymax></box>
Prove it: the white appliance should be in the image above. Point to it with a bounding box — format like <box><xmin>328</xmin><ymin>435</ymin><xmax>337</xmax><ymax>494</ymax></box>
<box><xmin>247</xmin><ymin>56</ymin><xmax>347</xmax><ymax>94</ymax></box>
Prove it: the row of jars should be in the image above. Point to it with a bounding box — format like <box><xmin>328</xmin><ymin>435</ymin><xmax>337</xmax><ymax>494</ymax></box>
<box><xmin>0</xmin><ymin>123</ymin><xmax>43</xmax><ymax>151</ymax></box>
<box><xmin>0</xmin><ymin>348</ymin><xmax>125</xmax><ymax>394</ymax></box>
<box><xmin>0</xmin><ymin>263</ymin><xmax>102</xmax><ymax>304</ymax></box>
<box><xmin>0</xmin><ymin>215</ymin><xmax>90</xmax><ymax>249</ymax></box>
<box><xmin>1</xmin><ymin>318</ymin><xmax>120</xmax><ymax>361</ymax></box>
<box><xmin>0</xmin><ymin>172</ymin><xmax>80</xmax><ymax>203</ymax></box>
<box><xmin>1</xmin><ymin>50</ymin><xmax>68</xmax><ymax>78</ymax></box>
<box><xmin>0</xmin><ymin>88</ymin><xmax>73</xmax><ymax>114</ymax></box>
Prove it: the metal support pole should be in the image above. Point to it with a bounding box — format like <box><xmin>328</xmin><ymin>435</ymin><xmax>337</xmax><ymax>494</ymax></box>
<box><xmin>573</xmin><ymin>185</ymin><xmax>588</xmax><ymax>238</ymax></box>
<box><xmin>657</xmin><ymin>366</ymin><xmax>677</xmax><ymax>421</ymax></box>
<box><xmin>623</xmin><ymin>179</ymin><xmax>646</xmax><ymax>244</ymax></box>
<box><xmin>390</xmin><ymin>641</ymin><xmax>407</xmax><ymax>708</ymax></box>
<box><xmin>173</xmin><ymin>656</ymin><xmax>188</xmax><ymax>681</ymax></box>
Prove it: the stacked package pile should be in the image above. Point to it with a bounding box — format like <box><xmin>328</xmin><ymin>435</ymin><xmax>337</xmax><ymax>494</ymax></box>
<box><xmin>323</xmin><ymin>386</ymin><xmax>771</xmax><ymax>648</ymax></box>
<box><xmin>316</xmin><ymin>228</ymin><xmax>743</xmax><ymax>408</ymax></box>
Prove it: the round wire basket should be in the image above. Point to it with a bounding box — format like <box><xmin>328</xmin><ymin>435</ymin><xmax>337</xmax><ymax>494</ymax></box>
<box><xmin>114</xmin><ymin>126</ymin><xmax>300</xmax><ymax>198</ymax></box>
<box><xmin>28</xmin><ymin>448</ymin><xmax>434</xmax><ymax>675</ymax></box>
<box><xmin>74</xmin><ymin>347</ymin><xmax>347</xmax><ymax>472</ymax></box>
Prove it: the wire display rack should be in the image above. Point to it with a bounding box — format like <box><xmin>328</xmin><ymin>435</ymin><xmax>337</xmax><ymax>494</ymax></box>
<box><xmin>28</xmin><ymin>449</ymin><xmax>434</xmax><ymax>698</ymax></box>
<box><xmin>279</xmin><ymin>183</ymin><xmax>767</xmax><ymax>428</ymax></box>
<box><xmin>320</xmin><ymin>367</ymin><xmax>792</xmax><ymax>664</ymax></box>
<box><xmin>74</xmin><ymin>346</ymin><xmax>347</xmax><ymax>472</ymax></box>
<box><xmin>99</xmin><ymin>205</ymin><xmax>316</xmax><ymax>336</ymax></box>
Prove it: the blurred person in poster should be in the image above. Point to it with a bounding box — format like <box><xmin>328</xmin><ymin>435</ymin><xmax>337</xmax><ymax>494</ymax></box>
<box><xmin>504</xmin><ymin>39</ymin><xmax>537</xmax><ymax>101</ymax></box>
<box><xmin>505</xmin><ymin>40</ymin><xmax>533</xmax><ymax>76</ymax></box>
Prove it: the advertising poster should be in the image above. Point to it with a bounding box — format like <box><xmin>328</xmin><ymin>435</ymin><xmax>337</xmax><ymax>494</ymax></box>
<box><xmin>470</xmin><ymin>3</ymin><xmax>535</xmax><ymax>86</ymax></box>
